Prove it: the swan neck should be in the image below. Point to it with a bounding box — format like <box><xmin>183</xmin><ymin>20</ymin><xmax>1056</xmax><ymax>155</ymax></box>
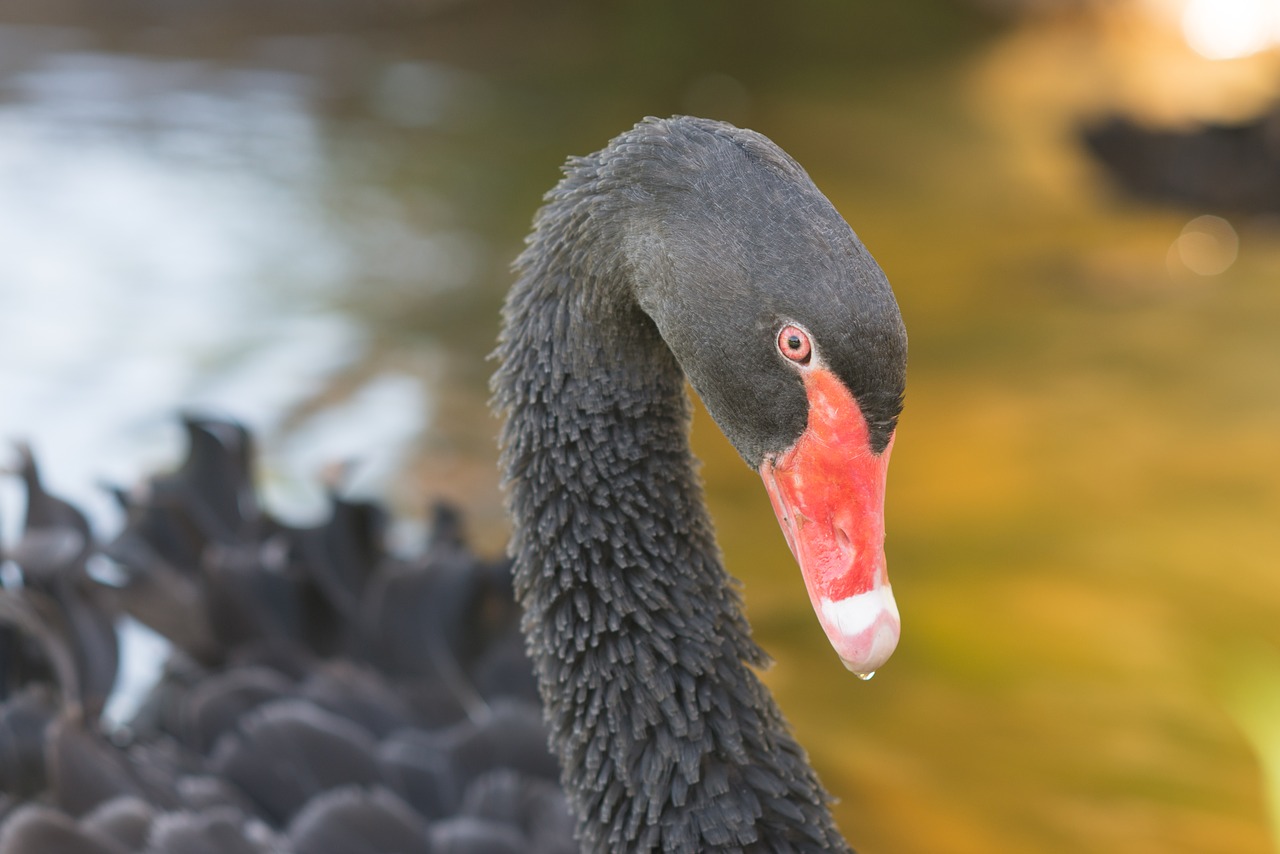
<box><xmin>493</xmin><ymin>181</ymin><xmax>851</xmax><ymax>852</ymax></box>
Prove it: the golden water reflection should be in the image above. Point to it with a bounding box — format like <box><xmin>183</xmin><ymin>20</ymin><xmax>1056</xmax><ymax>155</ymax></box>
<box><xmin>701</xmin><ymin>14</ymin><xmax>1280</xmax><ymax>851</ymax></box>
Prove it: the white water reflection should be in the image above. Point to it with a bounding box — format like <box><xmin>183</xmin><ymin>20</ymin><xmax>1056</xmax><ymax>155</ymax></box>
<box><xmin>0</xmin><ymin>36</ymin><xmax>440</xmax><ymax>543</ymax></box>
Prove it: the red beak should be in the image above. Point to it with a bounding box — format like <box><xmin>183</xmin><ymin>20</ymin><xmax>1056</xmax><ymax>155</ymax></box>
<box><xmin>760</xmin><ymin>367</ymin><xmax>899</xmax><ymax>678</ymax></box>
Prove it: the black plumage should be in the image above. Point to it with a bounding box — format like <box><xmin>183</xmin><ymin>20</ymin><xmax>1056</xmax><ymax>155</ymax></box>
<box><xmin>2</xmin><ymin>115</ymin><xmax>909</xmax><ymax>853</ymax></box>
<box><xmin>493</xmin><ymin>116</ymin><xmax>906</xmax><ymax>852</ymax></box>
<box><xmin>0</xmin><ymin>420</ymin><xmax>573</xmax><ymax>854</ymax></box>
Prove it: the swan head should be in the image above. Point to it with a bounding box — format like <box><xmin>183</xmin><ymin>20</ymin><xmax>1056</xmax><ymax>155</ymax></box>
<box><xmin>620</xmin><ymin>116</ymin><xmax>908</xmax><ymax>676</ymax></box>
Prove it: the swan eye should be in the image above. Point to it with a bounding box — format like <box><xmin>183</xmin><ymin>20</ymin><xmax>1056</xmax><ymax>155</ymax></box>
<box><xmin>777</xmin><ymin>325</ymin><xmax>812</xmax><ymax>365</ymax></box>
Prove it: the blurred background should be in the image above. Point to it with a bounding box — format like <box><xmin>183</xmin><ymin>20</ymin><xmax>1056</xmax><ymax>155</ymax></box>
<box><xmin>1</xmin><ymin>0</ymin><xmax>1279</xmax><ymax>851</ymax></box>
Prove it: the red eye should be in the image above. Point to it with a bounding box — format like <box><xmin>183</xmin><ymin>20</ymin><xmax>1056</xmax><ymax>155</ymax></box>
<box><xmin>777</xmin><ymin>324</ymin><xmax>812</xmax><ymax>364</ymax></box>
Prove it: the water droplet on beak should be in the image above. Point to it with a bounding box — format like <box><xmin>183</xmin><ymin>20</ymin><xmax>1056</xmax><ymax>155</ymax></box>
<box><xmin>854</xmin><ymin>670</ymin><xmax>875</xmax><ymax>681</ymax></box>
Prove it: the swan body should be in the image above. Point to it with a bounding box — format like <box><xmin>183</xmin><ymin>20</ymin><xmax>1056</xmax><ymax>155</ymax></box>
<box><xmin>0</xmin><ymin>424</ymin><xmax>574</xmax><ymax>854</ymax></box>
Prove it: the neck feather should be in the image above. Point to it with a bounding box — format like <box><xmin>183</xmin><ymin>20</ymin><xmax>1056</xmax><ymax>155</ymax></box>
<box><xmin>492</xmin><ymin>168</ymin><xmax>851</xmax><ymax>854</ymax></box>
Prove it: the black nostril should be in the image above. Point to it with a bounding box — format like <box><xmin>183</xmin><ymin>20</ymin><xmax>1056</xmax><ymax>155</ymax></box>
<box><xmin>834</xmin><ymin>524</ymin><xmax>855</xmax><ymax>558</ymax></box>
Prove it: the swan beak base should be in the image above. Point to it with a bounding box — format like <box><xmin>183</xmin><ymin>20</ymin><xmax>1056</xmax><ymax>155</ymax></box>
<box><xmin>759</xmin><ymin>368</ymin><xmax>899</xmax><ymax>677</ymax></box>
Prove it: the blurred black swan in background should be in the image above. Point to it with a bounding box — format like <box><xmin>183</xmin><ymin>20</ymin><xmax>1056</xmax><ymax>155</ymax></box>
<box><xmin>0</xmin><ymin>418</ymin><xmax>573</xmax><ymax>854</ymax></box>
<box><xmin>1081</xmin><ymin>103</ymin><xmax>1280</xmax><ymax>214</ymax></box>
<box><xmin>0</xmin><ymin>116</ymin><xmax>910</xmax><ymax>853</ymax></box>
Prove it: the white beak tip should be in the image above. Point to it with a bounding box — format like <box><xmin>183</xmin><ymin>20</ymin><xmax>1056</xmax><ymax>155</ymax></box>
<box><xmin>819</xmin><ymin>585</ymin><xmax>901</xmax><ymax>677</ymax></box>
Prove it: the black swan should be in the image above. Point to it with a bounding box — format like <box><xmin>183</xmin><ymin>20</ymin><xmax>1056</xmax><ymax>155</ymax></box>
<box><xmin>1</xmin><ymin>422</ymin><xmax>575</xmax><ymax>854</ymax></box>
<box><xmin>0</xmin><ymin>115</ymin><xmax>907</xmax><ymax>853</ymax></box>
<box><xmin>492</xmin><ymin>116</ymin><xmax>905</xmax><ymax>852</ymax></box>
<box><xmin>1081</xmin><ymin>105</ymin><xmax>1280</xmax><ymax>214</ymax></box>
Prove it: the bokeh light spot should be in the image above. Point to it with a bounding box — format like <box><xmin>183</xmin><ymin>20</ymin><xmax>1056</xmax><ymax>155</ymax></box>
<box><xmin>1174</xmin><ymin>214</ymin><xmax>1240</xmax><ymax>276</ymax></box>
<box><xmin>1181</xmin><ymin>0</ymin><xmax>1280</xmax><ymax>60</ymax></box>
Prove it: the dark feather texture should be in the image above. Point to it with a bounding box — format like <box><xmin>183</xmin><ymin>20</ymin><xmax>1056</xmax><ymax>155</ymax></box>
<box><xmin>0</xmin><ymin>421</ymin><xmax>572</xmax><ymax>854</ymax></box>
<box><xmin>493</xmin><ymin>116</ymin><xmax>905</xmax><ymax>852</ymax></box>
<box><xmin>2</xmin><ymin>115</ymin><xmax>906</xmax><ymax>854</ymax></box>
